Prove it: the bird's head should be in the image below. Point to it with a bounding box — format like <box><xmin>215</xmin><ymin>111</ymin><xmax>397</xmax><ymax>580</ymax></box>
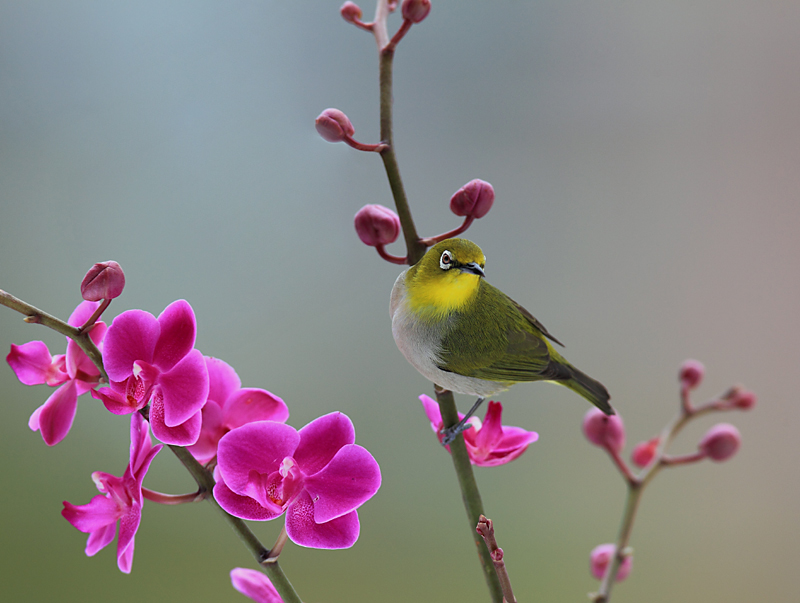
<box><xmin>404</xmin><ymin>238</ymin><xmax>486</xmax><ymax>317</ymax></box>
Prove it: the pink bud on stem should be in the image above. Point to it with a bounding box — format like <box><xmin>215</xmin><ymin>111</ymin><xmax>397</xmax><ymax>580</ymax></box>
<box><xmin>590</xmin><ymin>544</ymin><xmax>633</xmax><ymax>582</ymax></box>
<box><xmin>386</xmin><ymin>0</ymin><xmax>431</xmax><ymax>49</ymax></box>
<box><xmin>631</xmin><ymin>436</ymin><xmax>660</xmax><ymax>468</ymax></box>
<box><xmin>79</xmin><ymin>261</ymin><xmax>125</xmax><ymax>332</ymax></box>
<box><xmin>583</xmin><ymin>408</ymin><xmax>636</xmax><ymax>482</ymax></box>
<box><xmin>679</xmin><ymin>358</ymin><xmax>704</xmax><ymax>411</ymax></box>
<box><xmin>315</xmin><ymin>108</ymin><xmax>387</xmax><ymax>153</ymax></box>
<box><xmin>698</xmin><ymin>423</ymin><xmax>741</xmax><ymax>462</ymax></box>
<box><xmin>421</xmin><ymin>179</ymin><xmax>496</xmax><ymax>246</ymax></box>
<box><xmin>354</xmin><ymin>205</ymin><xmax>407</xmax><ymax>265</ymax></box>
<box><xmin>340</xmin><ymin>2</ymin><xmax>373</xmax><ymax>31</ymax></box>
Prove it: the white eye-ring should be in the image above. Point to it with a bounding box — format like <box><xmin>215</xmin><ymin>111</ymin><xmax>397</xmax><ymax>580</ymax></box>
<box><xmin>439</xmin><ymin>250</ymin><xmax>453</xmax><ymax>270</ymax></box>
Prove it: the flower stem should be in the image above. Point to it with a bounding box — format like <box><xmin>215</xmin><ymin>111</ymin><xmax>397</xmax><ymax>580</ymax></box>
<box><xmin>167</xmin><ymin>445</ymin><xmax>303</xmax><ymax>603</ymax></box>
<box><xmin>435</xmin><ymin>388</ymin><xmax>504</xmax><ymax>603</ymax></box>
<box><xmin>0</xmin><ymin>289</ymin><xmax>108</xmax><ymax>382</ymax></box>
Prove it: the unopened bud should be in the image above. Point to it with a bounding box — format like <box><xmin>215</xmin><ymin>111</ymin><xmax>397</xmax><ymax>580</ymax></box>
<box><xmin>679</xmin><ymin>359</ymin><xmax>705</xmax><ymax>390</ymax></box>
<box><xmin>354</xmin><ymin>204</ymin><xmax>401</xmax><ymax>247</ymax></box>
<box><xmin>315</xmin><ymin>108</ymin><xmax>355</xmax><ymax>143</ymax></box>
<box><xmin>582</xmin><ymin>408</ymin><xmax>625</xmax><ymax>454</ymax></box>
<box><xmin>340</xmin><ymin>2</ymin><xmax>362</xmax><ymax>24</ymax></box>
<box><xmin>590</xmin><ymin>544</ymin><xmax>632</xmax><ymax>581</ymax></box>
<box><xmin>631</xmin><ymin>437</ymin><xmax>660</xmax><ymax>468</ymax></box>
<box><xmin>81</xmin><ymin>261</ymin><xmax>125</xmax><ymax>301</ymax></box>
<box><xmin>699</xmin><ymin>423</ymin><xmax>741</xmax><ymax>462</ymax></box>
<box><xmin>450</xmin><ymin>179</ymin><xmax>495</xmax><ymax>219</ymax></box>
<box><xmin>401</xmin><ymin>0</ymin><xmax>431</xmax><ymax>23</ymax></box>
<box><xmin>724</xmin><ymin>386</ymin><xmax>757</xmax><ymax>410</ymax></box>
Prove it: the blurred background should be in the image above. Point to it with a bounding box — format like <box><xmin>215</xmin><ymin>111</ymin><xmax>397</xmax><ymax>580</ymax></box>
<box><xmin>1</xmin><ymin>1</ymin><xmax>798</xmax><ymax>601</ymax></box>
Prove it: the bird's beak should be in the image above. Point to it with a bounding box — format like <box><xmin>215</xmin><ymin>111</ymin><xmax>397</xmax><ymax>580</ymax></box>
<box><xmin>460</xmin><ymin>262</ymin><xmax>485</xmax><ymax>277</ymax></box>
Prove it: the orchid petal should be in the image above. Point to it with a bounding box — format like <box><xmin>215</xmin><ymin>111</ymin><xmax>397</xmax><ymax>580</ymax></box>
<box><xmin>304</xmin><ymin>444</ymin><xmax>381</xmax><ymax>523</ymax></box>
<box><xmin>158</xmin><ymin>349</ymin><xmax>209</xmax><ymax>426</ymax></box>
<box><xmin>149</xmin><ymin>395</ymin><xmax>202</xmax><ymax>446</ymax></box>
<box><xmin>128</xmin><ymin>413</ymin><xmax>162</xmax><ymax>480</ymax></box>
<box><xmin>116</xmin><ymin>502</ymin><xmax>142</xmax><ymax>574</ymax></box>
<box><xmin>7</xmin><ymin>341</ymin><xmax>60</xmax><ymax>385</ymax></box>
<box><xmin>213</xmin><ymin>480</ymin><xmax>284</xmax><ymax>521</ymax></box>
<box><xmin>103</xmin><ymin>310</ymin><xmax>159</xmax><ymax>382</ymax></box>
<box><xmin>152</xmin><ymin>300</ymin><xmax>196</xmax><ymax>372</ymax></box>
<box><xmin>67</xmin><ymin>300</ymin><xmax>102</xmax><ymax>328</ymax></box>
<box><xmin>186</xmin><ymin>401</ymin><xmax>225</xmax><ymax>464</ymax></box>
<box><xmin>224</xmin><ymin>388</ymin><xmax>289</xmax><ymax>430</ymax></box>
<box><xmin>85</xmin><ymin>522</ymin><xmax>117</xmax><ymax>557</ymax></box>
<box><xmin>285</xmin><ymin>491</ymin><xmax>360</xmax><ymax>549</ymax></box>
<box><xmin>91</xmin><ymin>382</ymin><xmax>138</xmax><ymax>415</ymax></box>
<box><xmin>216</xmin><ymin>422</ymin><xmax>299</xmax><ymax>495</ymax></box>
<box><xmin>206</xmin><ymin>356</ymin><xmax>241</xmax><ymax>405</ymax></box>
<box><xmin>38</xmin><ymin>380</ymin><xmax>79</xmax><ymax>446</ymax></box>
<box><xmin>294</xmin><ymin>412</ymin><xmax>355</xmax><ymax>476</ymax></box>
<box><xmin>230</xmin><ymin>568</ymin><xmax>283</xmax><ymax>603</ymax></box>
<box><xmin>474</xmin><ymin>401</ymin><xmax>504</xmax><ymax>452</ymax></box>
<box><xmin>62</xmin><ymin>495</ymin><xmax>121</xmax><ymax>533</ymax></box>
<box><xmin>419</xmin><ymin>394</ymin><xmax>443</xmax><ymax>428</ymax></box>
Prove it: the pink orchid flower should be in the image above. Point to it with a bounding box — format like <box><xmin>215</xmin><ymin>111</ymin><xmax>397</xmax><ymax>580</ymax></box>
<box><xmin>230</xmin><ymin>568</ymin><xmax>283</xmax><ymax>603</ymax></box>
<box><xmin>420</xmin><ymin>395</ymin><xmax>539</xmax><ymax>466</ymax></box>
<box><xmin>6</xmin><ymin>301</ymin><xmax>106</xmax><ymax>445</ymax></box>
<box><xmin>188</xmin><ymin>357</ymin><xmax>289</xmax><ymax>464</ymax></box>
<box><xmin>213</xmin><ymin>412</ymin><xmax>381</xmax><ymax>550</ymax></box>
<box><xmin>62</xmin><ymin>413</ymin><xmax>162</xmax><ymax>573</ymax></box>
<box><xmin>92</xmin><ymin>299</ymin><xmax>209</xmax><ymax>446</ymax></box>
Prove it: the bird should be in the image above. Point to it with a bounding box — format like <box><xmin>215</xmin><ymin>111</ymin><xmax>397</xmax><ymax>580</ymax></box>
<box><xmin>390</xmin><ymin>238</ymin><xmax>612</xmax><ymax>441</ymax></box>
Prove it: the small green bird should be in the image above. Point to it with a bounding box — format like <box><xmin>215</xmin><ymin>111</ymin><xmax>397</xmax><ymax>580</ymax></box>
<box><xmin>391</xmin><ymin>238</ymin><xmax>612</xmax><ymax>435</ymax></box>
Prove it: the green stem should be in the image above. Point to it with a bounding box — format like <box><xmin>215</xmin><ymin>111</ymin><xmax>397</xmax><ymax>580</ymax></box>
<box><xmin>436</xmin><ymin>389</ymin><xmax>504</xmax><ymax>603</ymax></box>
<box><xmin>0</xmin><ymin>289</ymin><xmax>107</xmax><ymax>382</ymax></box>
<box><xmin>167</xmin><ymin>445</ymin><xmax>303</xmax><ymax>603</ymax></box>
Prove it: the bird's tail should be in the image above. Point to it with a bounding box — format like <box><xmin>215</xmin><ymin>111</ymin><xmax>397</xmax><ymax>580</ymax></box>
<box><xmin>562</xmin><ymin>364</ymin><xmax>613</xmax><ymax>414</ymax></box>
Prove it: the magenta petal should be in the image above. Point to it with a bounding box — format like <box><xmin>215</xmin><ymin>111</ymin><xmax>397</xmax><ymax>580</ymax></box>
<box><xmin>230</xmin><ymin>568</ymin><xmax>283</xmax><ymax>603</ymax></box>
<box><xmin>149</xmin><ymin>396</ymin><xmax>202</xmax><ymax>446</ymax></box>
<box><xmin>116</xmin><ymin>503</ymin><xmax>141</xmax><ymax>574</ymax></box>
<box><xmin>214</xmin><ymin>480</ymin><xmax>284</xmax><ymax>521</ymax></box>
<box><xmin>7</xmin><ymin>341</ymin><xmax>56</xmax><ymax>385</ymax></box>
<box><xmin>129</xmin><ymin>413</ymin><xmax>162</xmax><ymax>479</ymax></box>
<box><xmin>419</xmin><ymin>394</ymin><xmax>443</xmax><ymax>431</ymax></box>
<box><xmin>158</xmin><ymin>349</ymin><xmax>209</xmax><ymax>426</ymax></box>
<box><xmin>206</xmin><ymin>356</ymin><xmax>241</xmax><ymax>405</ymax></box>
<box><xmin>28</xmin><ymin>404</ymin><xmax>43</xmax><ymax>431</ymax></box>
<box><xmin>152</xmin><ymin>300</ymin><xmax>196</xmax><ymax>372</ymax></box>
<box><xmin>474</xmin><ymin>401</ymin><xmax>504</xmax><ymax>452</ymax></box>
<box><xmin>62</xmin><ymin>495</ymin><xmax>121</xmax><ymax>533</ymax></box>
<box><xmin>216</xmin><ymin>422</ymin><xmax>299</xmax><ymax>495</ymax></box>
<box><xmin>38</xmin><ymin>380</ymin><xmax>79</xmax><ymax>446</ymax></box>
<box><xmin>104</xmin><ymin>310</ymin><xmax>159</xmax><ymax>381</ymax></box>
<box><xmin>85</xmin><ymin>522</ymin><xmax>117</xmax><ymax>557</ymax></box>
<box><xmin>187</xmin><ymin>402</ymin><xmax>225</xmax><ymax>463</ymax></box>
<box><xmin>304</xmin><ymin>444</ymin><xmax>381</xmax><ymax>523</ymax></box>
<box><xmin>92</xmin><ymin>383</ymin><xmax>137</xmax><ymax>415</ymax></box>
<box><xmin>67</xmin><ymin>300</ymin><xmax>102</xmax><ymax>328</ymax></box>
<box><xmin>224</xmin><ymin>389</ymin><xmax>289</xmax><ymax>430</ymax></box>
<box><xmin>294</xmin><ymin>412</ymin><xmax>355</xmax><ymax>476</ymax></box>
<box><xmin>285</xmin><ymin>491</ymin><xmax>360</xmax><ymax>549</ymax></box>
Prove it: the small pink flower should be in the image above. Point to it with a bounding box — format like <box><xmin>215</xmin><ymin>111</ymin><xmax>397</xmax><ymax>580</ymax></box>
<box><xmin>230</xmin><ymin>568</ymin><xmax>283</xmax><ymax>603</ymax></box>
<box><xmin>354</xmin><ymin>204</ymin><xmax>401</xmax><ymax>247</ymax></box>
<box><xmin>7</xmin><ymin>301</ymin><xmax>106</xmax><ymax>445</ymax></box>
<box><xmin>679</xmin><ymin>359</ymin><xmax>705</xmax><ymax>390</ymax></box>
<box><xmin>81</xmin><ymin>261</ymin><xmax>125</xmax><ymax>301</ymax></box>
<box><xmin>92</xmin><ymin>300</ymin><xmax>209</xmax><ymax>446</ymax></box>
<box><xmin>187</xmin><ymin>357</ymin><xmax>289</xmax><ymax>464</ymax></box>
<box><xmin>699</xmin><ymin>423</ymin><xmax>741</xmax><ymax>462</ymax></box>
<box><xmin>420</xmin><ymin>395</ymin><xmax>538</xmax><ymax>466</ymax></box>
<box><xmin>583</xmin><ymin>408</ymin><xmax>625</xmax><ymax>454</ymax></box>
<box><xmin>450</xmin><ymin>179</ymin><xmax>495</xmax><ymax>219</ymax></box>
<box><xmin>62</xmin><ymin>413</ymin><xmax>162</xmax><ymax>573</ymax></box>
<box><xmin>590</xmin><ymin>543</ymin><xmax>632</xmax><ymax>581</ymax></box>
<box><xmin>213</xmin><ymin>412</ymin><xmax>381</xmax><ymax>549</ymax></box>
<box><xmin>631</xmin><ymin>437</ymin><xmax>659</xmax><ymax>468</ymax></box>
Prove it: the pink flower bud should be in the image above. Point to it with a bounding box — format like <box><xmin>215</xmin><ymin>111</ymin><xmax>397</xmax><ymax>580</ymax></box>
<box><xmin>631</xmin><ymin>436</ymin><xmax>660</xmax><ymax>468</ymax></box>
<box><xmin>401</xmin><ymin>0</ymin><xmax>431</xmax><ymax>23</ymax></box>
<box><xmin>315</xmin><ymin>108</ymin><xmax>355</xmax><ymax>143</ymax></box>
<box><xmin>582</xmin><ymin>408</ymin><xmax>625</xmax><ymax>453</ymax></box>
<box><xmin>590</xmin><ymin>544</ymin><xmax>632</xmax><ymax>581</ymax></box>
<box><xmin>450</xmin><ymin>179</ymin><xmax>495</xmax><ymax>219</ymax></box>
<box><xmin>340</xmin><ymin>2</ymin><xmax>362</xmax><ymax>24</ymax></box>
<box><xmin>699</xmin><ymin>423</ymin><xmax>741</xmax><ymax>462</ymax></box>
<box><xmin>679</xmin><ymin>359</ymin><xmax>704</xmax><ymax>390</ymax></box>
<box><xmin>354</xmin><ymin>204</ymin><xmax>401</xmax><ymax>247</ymax></box>
<box><xmin>724</xmin><ymin>386</ymin><xmax>757</xmax><ymax>410</ymax></box>
<box><xmin>80</xmin><ymin>261</ymin><xmax>125</xmax><ymax>301</ymax></box>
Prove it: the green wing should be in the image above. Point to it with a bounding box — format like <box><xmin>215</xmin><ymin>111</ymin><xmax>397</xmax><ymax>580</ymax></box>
<box><xmin>437</xmin><ymin>282</ymin><xmax>558</xmax><ymax>382</ymax></box>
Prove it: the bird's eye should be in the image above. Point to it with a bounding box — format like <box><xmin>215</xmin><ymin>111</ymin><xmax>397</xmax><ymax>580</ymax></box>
<box><xmin>439</xmin><ymin>250</ymin><xmax>453</xmax><ymax>270</ymax></box>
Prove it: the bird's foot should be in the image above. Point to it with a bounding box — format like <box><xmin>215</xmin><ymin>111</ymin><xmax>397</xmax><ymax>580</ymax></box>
<box><xmin>440</xmin><ymin>397</ymin><xmax>485</xmax><ymax>446</ymax></box>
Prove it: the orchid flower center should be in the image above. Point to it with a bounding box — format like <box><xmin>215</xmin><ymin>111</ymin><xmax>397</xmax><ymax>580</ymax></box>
<box><xmin>265</xmin><ymin>457</ymin><xmax>303</xmax><ymax>508</ymax></box>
